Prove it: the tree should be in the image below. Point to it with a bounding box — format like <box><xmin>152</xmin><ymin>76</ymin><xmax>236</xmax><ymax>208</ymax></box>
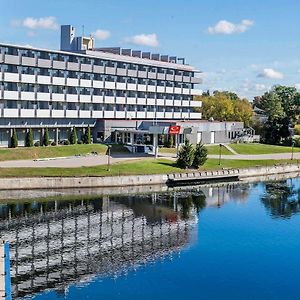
<box><xmin>82</xmin><ymin>125</ymin><xmax>92</xmax><ymax>144</ymax></box>
<box><xmin>164</xmin><ymin>134</ymin><xmax>174</xmax><ymax>148</ymax></box>
<box><xmin>69</xmin><ymin>127</ymin><xmax>77</xmax><ymax>145</ymax></box>
<box><xmin>25</xmin><ymin>128</ymin><xmax>33</xmax><ymax>147</ymax></box>
<box><xmin>176</xmin><ymin>139</ymin><xmax>194</xmax><ymax>169</ymax></box>
<box><xmin>192</xmin><ymin>142</ymin><xmax>208</xmax><ymax>168</ymax></box>
<box><xmin>196</xmin><ymin>91</ymin><xmax>253</xmax><ymax>126</ymax></box>
<box><xmin>10</xmin><ymin>129</ymin><xmax>18</xmax><ymax>148</ymax></box>
<box><xmin>43</xmin><ymin>128</ymin><xmax>50</xmax><ymax>146</ymax></box>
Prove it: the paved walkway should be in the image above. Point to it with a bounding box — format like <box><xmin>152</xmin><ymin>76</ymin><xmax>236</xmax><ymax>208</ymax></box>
<box><xmin>0</xmin><ymin>152</ymin><xmax>299</xmax><ymax>168</ymax></box>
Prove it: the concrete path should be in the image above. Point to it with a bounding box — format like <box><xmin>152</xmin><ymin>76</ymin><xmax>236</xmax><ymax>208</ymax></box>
<box><xmin>0</xmin><ymin>152</ymin><xmax>299</xmax><ymax>169</ymax></box>
<box><xmin>0</xmin><ymin>153</ymin><xmax>152</xmax><ymax>168</ymax></box>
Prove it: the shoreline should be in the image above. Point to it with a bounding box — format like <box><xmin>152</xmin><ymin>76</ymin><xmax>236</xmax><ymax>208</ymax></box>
<box><xmin>0</xmin><ymin>163</ymin><xmax>299</xmax><ymax>191</ymax></box>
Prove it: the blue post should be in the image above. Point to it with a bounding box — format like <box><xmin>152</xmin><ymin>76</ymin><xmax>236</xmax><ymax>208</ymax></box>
<box><xmin>4</xmin><ymin>242</ymin><xmax>11</xmax><ymax>300</ymax></box>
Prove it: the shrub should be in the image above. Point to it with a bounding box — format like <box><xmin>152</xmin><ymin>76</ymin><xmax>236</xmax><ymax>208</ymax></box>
<box><xmin>34</xmin><ymin>141</ymin><xmax>40</xmax><ymax>147</ymax></box>
<box><xmin>25</xmin><ymin>128</ymin><xmax>33</xmax><ymax>147</ymax></box>
<box><xmin>82</xmin><ymin>125</ymin><xmax>92</xmax><ymax>144</ymax></box>
<box><xmin>192</xmin><ymin>142</ymin><xmax>208</xmax><ymax>168</ymax></box>
<box><xmin>51</xmin><ymin>141</ymin><xmax>57</xmax><ymax>146</ymax></box>
<box><xmin>69</xmin><ymin>127</ymin><xmax>77</xmax><ymax>145</ymax></box>
<box><xmin>294</xmin><ymin>137</ymin><xmax>300</xmax><ymax>147</ymax></box>
<box><xmin>176</xmin><ymin>139</ymin><xmax>194</xmax><ymax>169</ymax></box>
<box><xmin>10</xmin><ymin>129</ymin><xmax>18</xmax><ymax>148</ymax></box>
<box><xmin>77</xmin><ymin>140</ymin><xmax>83</xmax><ymax>144</ymax></box>
<box><xmin>43</xmin><ymin>128</ymin><xmax>50</xmax><ymax>146</ymax></box>
<box><xmin>63</xmin><ymin>140</ymin><xmax>70</xmax><ymax>145</ymax></box>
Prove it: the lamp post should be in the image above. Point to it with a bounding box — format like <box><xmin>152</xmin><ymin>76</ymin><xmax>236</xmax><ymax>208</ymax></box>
<box><xmin>107</xmin><ymin>145</ymin><xmax>112</xmax><ymax>171</ymax></box>
<box><xmin>218</xmin><ymin>143</ymin><xmax>222</xmax><ymax>166</ymax></box>
<box><xmin>291</xmin><ymin>140</ymin><xmax>295</xmax><ymax>160</ymax></box>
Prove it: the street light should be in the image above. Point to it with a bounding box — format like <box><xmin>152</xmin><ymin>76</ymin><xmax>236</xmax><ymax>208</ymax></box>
<box><xmin>218</xmin><ymin>143</ymin><xmax>222</xmax><ymax>166</ymax></box>
<box><xmin>106</xmin><ymin>145</ymin><xmax>112</xmax><ymax>171</ymax></box>
<box><xmin>291</xmin><ymin>140</ymin><xmax>295</xmax><ymax>160</ymax></box>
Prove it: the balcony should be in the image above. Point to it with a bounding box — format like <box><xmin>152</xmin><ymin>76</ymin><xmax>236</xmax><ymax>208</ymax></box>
<box><xmin>137</xmin><ymin>84</ymin><xmax>147</xmax><ymax>92</ymax></box>
<box><xmin>51</xmin><ymin>110</ymin><xmax>65</xmax><ymax>118</ymax></box>
<box><xmin>52</xmin><ymin>77</ymin><xmax>65</xmax><ymax>85</ymax></box>
<box><xmin>66</xmin><ymin>110</ymin><xmax>78</xmax><ymax>118</ymax></box>
<box><xmin>137</xmin><ymin>98</ymin><xmax>146</xmax><ymax>105</ymax></box>
<box><xmin>66</xmin><ymin>78</ymin><xmax>78</xmax><ymax>86</ymax></box>
<box><xmin>104</xmin><ymin>96</ymin><xmax>115</xmax><ymax>104</ymax></box>
<box><xmin>4</xmin><ymin>73</ymin><xmax>19</xmax><ymax>82</ymax></box>
<box><xmin>21</xmin><ymin>92</ymin><xmax>35</xmax><ymax>101</ymax></box>
<box><xmin>191</xmin><ymin>77</ymin><xmax>202</xmax><ymax>84</ymax></box>
<box><xmin>115</xmin><ymin>111</ymin><xmax>126</xmax><ymax>118</ymax></box>
<box><xmin>174</xmin><ymin>100</ymin><xmax>181</xmax><ymax>107</ymax></box>
<box><xmin>191</xmin><ymin>89</ymin><xmax>202</xmax><ymax>96</ymax></box>
<box><xmin>174</xmin><ymin>112</ymin><xmax>182</xmax><ymax>119</ymax></box>
<box><xmin>136</xmin><ymin>111</ymin><xmax>146</xmax><ymax>119</ymax></box>
<box><xmin>105</xmin><ymin>81</ymin><xmax>115</xmax><ymax>89</ymax></box>
<box><xmin>79</xmin><ymin>94</ymin><xmax>91</xmax><ymax>102</ymax></box>
<box><xmin>165</xmin><ymin>112</ymin><xmax>173</xmax><ymax>119</ymax></box>
<box><xmin>127</xmin><ymin>83</ymin><xmax>137</xmax><ymax>91</ymax></box>
<box><xmin>165</xmin><ymin>100</ymin><xmax>173</xmax><ymax>106</ymax></box>
<box><xmin>190</xmin><ymin>100</ymin><xmax>202</xmax><ymax>108</ymax></box>
<box><xmin>127</xmin><ymin>97</ymin><xmax>136</xmax><ymax>104</ymax></box>
<box><xmin>37</xmin><ymin>75</ymin><xmax>51</xmax><ymax>85</ymax></box>
<box><xmin>181</xmin><ymin>112</ymin><xmax>189</xmax><ymax>119</ymax></box>
<box><xmin>92</xmin><ymin>95</ymin><xmax>103</xmax><ymax>103</ymax></box>
<box><xmin>92</xmin><ymin>110</ymin><xmax>103</xmax><ymax>118</ymax></box>
<box><xmin>116</xmin><ymin>97</ymin><xmax>126</xmax><ymax>104</ymax></box>
<box><xmin>174</xmin><ymin>87</ymin><xmax>182</xmax><ymax>94</ymax></box>
<box><xmin>116</xmin><ymin>82</ymin><xmax>126</xmax><ymax>90</ymax></box>
<box><xmin>79</xmin><ymin>110</ymin><xmax>91</xmax><ymax>118</ymax></box>
<box><xmin>66</xmin><ymin>94</ymin><xmax>78</xmax><ymax>102</ymax></box>
<box><xmin>52</xmin><ymin>93</ymin><xmax>64</xmax><ymax>101</ymax></box>
<box><xmin>80</xmin><ymin>79</ymin><xmax>92</xmax><ymax>88</ymax></box>
<box><xmin>103</xmin><ymin>110</ymin><xmax>114</xmax><ymax>118</ymax></box>
<box><xmin>3</xmin><ymin>108</ymin><xmax>19</xmax><ymax>117</ymax></box>
<box><xmin>3</xmin><ymin>91</ymin><xmax>18</xmax><ymax>100</ymax></box>
<box><xmin>20</xmin><ymin>109</ymin><xmax>35</xmax><ymax>118</ymax></box>
<box><xmin>147</xmin><ymin>85</ymin><xmax>156</xmax><ymax>92</ymax></box>
<box><xmin>93</xmin><ymin>80</ymin><xmax>104</xmax><ymax>88</ymax></box>
<box><xmin>157</xmin><ymin>86</ymin><xmax>165</xmax><ymax>93</ymax></box>
<box><xmin>37</xmin><ymin>92</ymin><xmax>50</xmax><ymax>101</ymax></box>
<box><xmin>36</xmin><ymin>109</ymin><xmax>51</xmax><ymax>118</ymax></box>
<box><xmin>182</xmin><ymin>88</ymin><xmax>190</xmax><ymax>95</ymax></box>
<box><xmin>146</xmin><ymin>112</ymin><xmax>155</xmax><ymax>119</ymax></box>
<box><xmin>190</xmin><ymin>112</ymin><xmax>202</xmax><ymax>119</ymax></box>
<box><xmin>157</xmin><ymin>98</ymin><xmax>165</xmax><ymax>105</ymax></box>
<box><xmin>147</xmin><ymin>98</ymin><xmax>155</xmax><ymax>105</ymax></box>
<box><xmin>165</xmin><ymin>87</ymin><xmax>174</xmax><ymax>94</ymax></box>
<box><xmin>156</xmin><ymin>112</ymin><xmax>165</xmax><ymax>119</ymax></box>
<box><xmin>21</xmin><ymin>74</ymin><xmax>35</xmax><ymax>84</ymax></box>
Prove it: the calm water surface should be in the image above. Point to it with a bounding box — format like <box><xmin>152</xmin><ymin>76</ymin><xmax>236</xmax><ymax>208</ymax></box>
<box><xmin>1</xmin><ymin>177</ymin><xmax>300</xmax><ymax>300</ymax></box>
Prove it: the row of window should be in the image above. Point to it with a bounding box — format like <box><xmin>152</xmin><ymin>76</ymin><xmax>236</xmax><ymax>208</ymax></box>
<box><xmin>0</xmin><ymin>100</ymin><xmax>191</xmax><ymax>112</ymax></box>
<box><xmin>1</xmin><ymin>46</ymin><xmax>193</xmax><ymax>76</ymax></box>
<box><xmin>0</xmin><ymin>65</ymin><xmax>193</xmax><ymax>87</ymax></box>
<box><xmin>1</xmin><ymin>83</ymin><xmax>193</xmax><ymax>100</ymax></box>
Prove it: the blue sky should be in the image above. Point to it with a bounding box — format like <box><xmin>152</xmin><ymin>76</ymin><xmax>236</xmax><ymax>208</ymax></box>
<box><xmin>1</xmin><ymin>0</ymin><xmax>300</xmax><ymax>100</ymax></box>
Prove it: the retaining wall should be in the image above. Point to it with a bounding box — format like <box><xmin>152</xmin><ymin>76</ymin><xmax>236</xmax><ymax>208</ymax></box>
<box><xmin>0</xmin><ymin>164</ymin><xmax>299</xmax><ymax>190</ymax></box>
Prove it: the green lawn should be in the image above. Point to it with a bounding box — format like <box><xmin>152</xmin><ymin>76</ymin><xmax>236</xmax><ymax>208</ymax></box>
<box><xmin>159</xmin><ymin>145</ymin><xmax>232</xmax><ymax>155</ymax></box>
<box><xmin>230</xmin><ymin>143</ymin><xmax>300</xmax><ymax>155</ymax></box>
<box><xmin>0</xmin><ymin>144</ymin><xmax>108</xmax><ymax>161</ymax></box>
<box><xmin>0</xmin><ymin>158</ymin><xmax>296</xmax><ymax>178</ymax></box>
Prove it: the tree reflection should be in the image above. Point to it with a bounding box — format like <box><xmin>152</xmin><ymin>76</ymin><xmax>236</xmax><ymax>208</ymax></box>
<box><xmin>177</xmin><ymin>192</ymin><xmax>206</xmax><ymax>219</ymax></box>
<box><xmin>261</xmin><ymin>180</ymin><xmax>300</xmax><ymax>219</ymax></box>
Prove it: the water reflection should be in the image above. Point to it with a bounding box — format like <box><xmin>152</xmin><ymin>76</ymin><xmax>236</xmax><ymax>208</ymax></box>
<box><xmin>0</xmin><ymin>179</ymin><xmax>296</xmax><ymax>299</ymax></box>
<box><xmin>261</xmin><ymin>179</ymin><xmax>300</xmax><ymax>219</ymax></box>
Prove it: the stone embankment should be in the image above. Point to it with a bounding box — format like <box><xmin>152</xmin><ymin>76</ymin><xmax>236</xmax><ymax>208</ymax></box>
<box><xmin>0</xmin><ymin>164</ymin><xmax>299</xmax><ymax>190</ymax></box>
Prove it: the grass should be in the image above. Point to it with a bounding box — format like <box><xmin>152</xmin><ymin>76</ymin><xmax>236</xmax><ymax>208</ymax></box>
<box><xmin>230</xmin><ymin>143</ymin><xmax>300</xmax><ymax>155</ymax></box>
<box><xmin>0</xmin><ymin>158</ymin><xmax>297</xmax><ymax>178</ymax></box>
<box><xmin>0</xmin><ymin>144</ymin><xmax>108</xmax><ymax>161</ymax></box>
<box><xmin>159</xmin><ymin>145</ymin><xmax>232</xmax><ymax>155</ymax></box>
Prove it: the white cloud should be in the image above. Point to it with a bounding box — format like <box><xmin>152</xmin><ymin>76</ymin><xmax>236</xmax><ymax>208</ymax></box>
<box><xmin>12</xmin><ymin>16</ymin><xmax>59</xmax><ymax>30</ymax></box>
<box><xmin>257</xmin><ymin>68</ymin><xmax>283</xmax><ymax>79</ymax></box>
<box><xmin>255</xmin><ymin>83</ymin><xmax>267</xmax><ymax>91</ymax></box>
<box><xmin>124</xmin><ymin>33</ymin><xmax>159</xmax><ymax>47</ymax></box>
<box><xmin>295</xmin><ymin>83</ymin><xmax>300</xmax><ymax>90</ymax></box>
<box><xmin>208</xmin><ymin>19</ymin><xmax>254</xmax><ymax>35</ymax></box>
<box><xmin>92</xmin><ymin>29</ymin><xmax>111</xmax><ymax>40</ymax></box>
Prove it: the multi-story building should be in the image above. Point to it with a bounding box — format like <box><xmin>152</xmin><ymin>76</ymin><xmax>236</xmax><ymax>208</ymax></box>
<box><xmin>0</xmin><ymin>25</ymin><xmax>203</xmax><ymax>146</ymax></box>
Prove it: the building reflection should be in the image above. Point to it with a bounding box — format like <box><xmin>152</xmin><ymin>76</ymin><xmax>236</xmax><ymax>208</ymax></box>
<box><xmin>0</xmin><ymin>182</ymin><xmax>253</xmax><ymax>299</ymax></box>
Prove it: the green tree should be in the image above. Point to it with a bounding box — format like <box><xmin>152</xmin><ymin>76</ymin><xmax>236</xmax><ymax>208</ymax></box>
<box><xmin>192</xmin><ymin>142</ymin><xmax>208</xmax><ymax>168</ymax></box>
<box><xmin>83</xmin><ymin>125</ymin><xmax>92</xmax><ymax>144</ymax></box>
<box><xmin>25</xmin><ymin>128</ymin><xmax>33</xmax><ymax>147</ymax></box>
<box><xmin>10</xmin><ymin>129</ymin><xmax>18</xmax><ymax>148</ymax></box>
<box><xmin>43</xmin><ymin>128</ymin><xmax>50</xmax><ymax>146</ymax></box>
<box><xmin>69</xmin><ymin>127</ymin><xmax>77</xmax><ymax>145</ymax></box>
<box><xmin>176</xmin><ymin>139</ymin><xmax>194</xmax><ymax>169</ymax></box>
<box><xmin>164</xmin><ymin>134</ymin><xmax>174</xmax><ymax>148</ymax></box>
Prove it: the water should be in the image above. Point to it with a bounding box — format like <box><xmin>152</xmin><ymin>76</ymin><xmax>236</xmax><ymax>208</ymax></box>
<box><xmin>0</xmin><ymin>177</ymin><xmax>300</xmax><ymax>300</ymax></box>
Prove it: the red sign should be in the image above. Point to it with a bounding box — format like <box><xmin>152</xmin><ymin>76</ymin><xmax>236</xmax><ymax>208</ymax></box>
<box><xmin>168</xmin><ymin>125</ymin><xmax>181</xmax><ymax>134</ymax></box>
